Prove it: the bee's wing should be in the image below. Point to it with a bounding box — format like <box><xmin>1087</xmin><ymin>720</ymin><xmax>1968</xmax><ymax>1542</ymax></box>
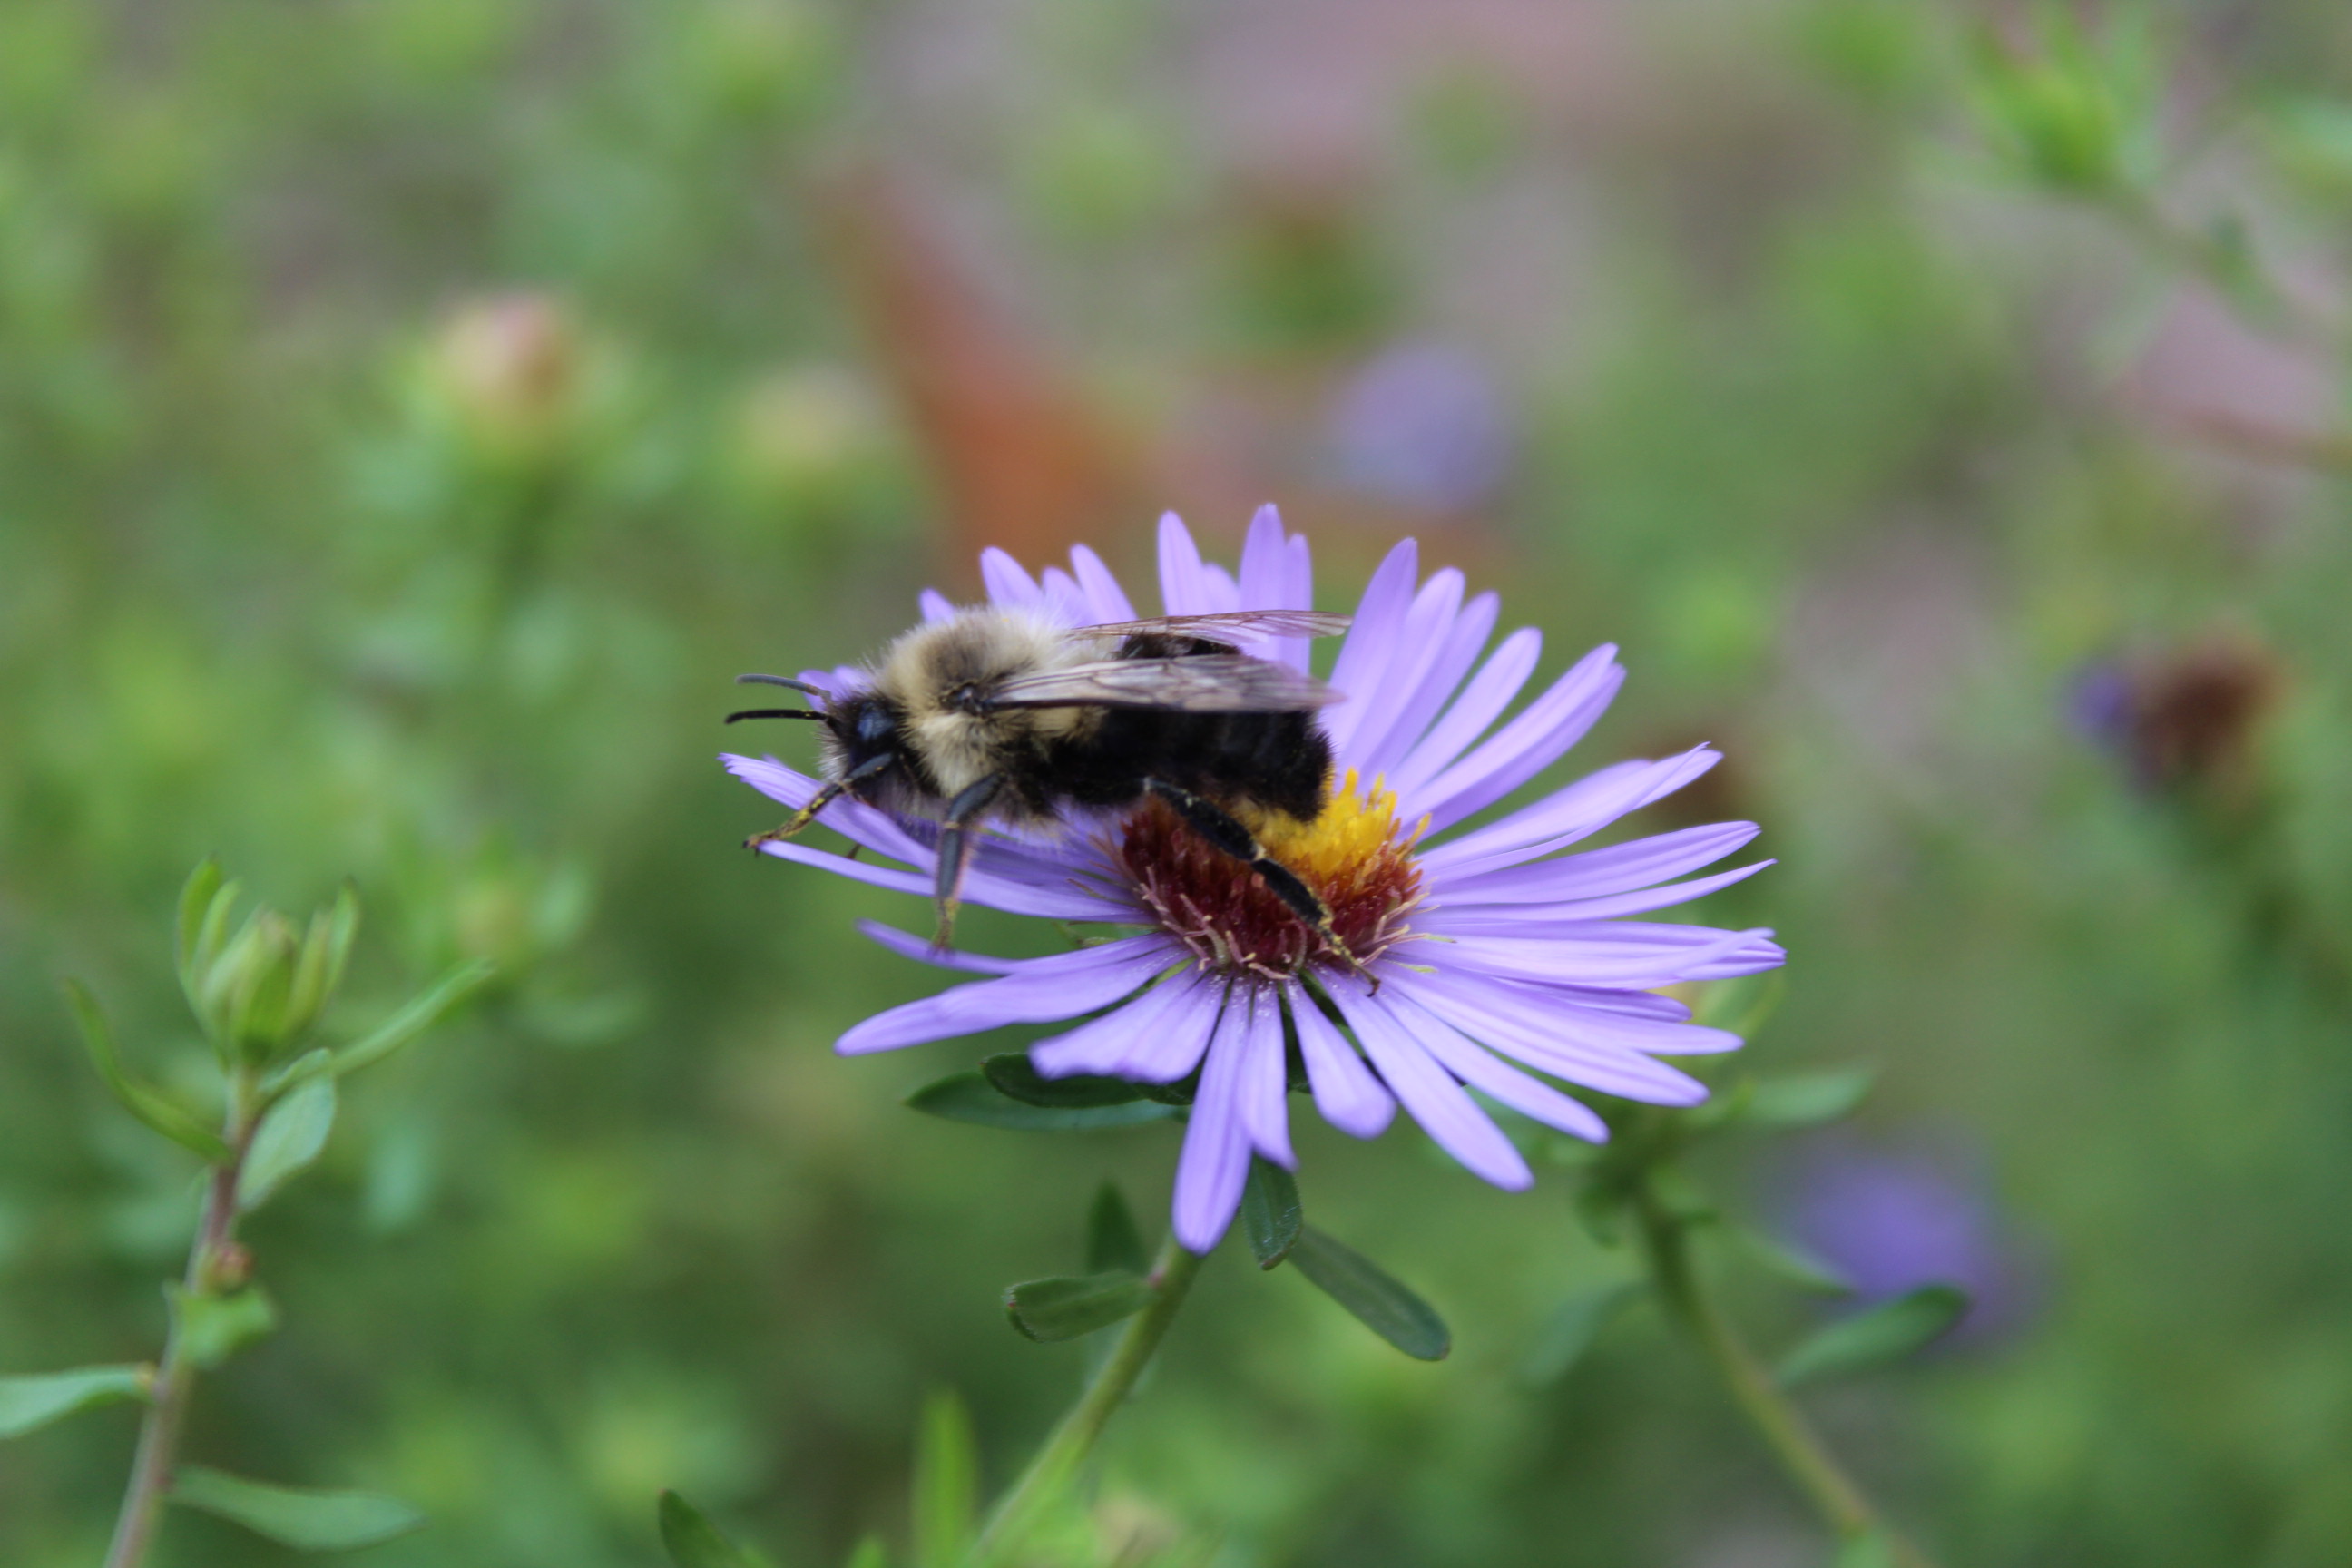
<box><xmin>989</xmin><ymin>655</ymin><xmax>1345</xmax><ymax>711</ymax></box>
<box><xmin>1074</xmin><ymin>610</ymin><xmax>1353</xmax><ymax>642</ymax></box>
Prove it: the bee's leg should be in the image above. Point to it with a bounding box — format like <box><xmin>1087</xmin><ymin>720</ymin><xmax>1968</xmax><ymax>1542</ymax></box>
<box><xmin>1142</xmin><ymin>779</ymin><xmax>1378</xmax><ymax>990</ymax></box>
<box><xmin>932</xmin><ymin>774</ymin><xmax>1005</xmax><ymax>949</ymax></box>
<box><xmin>746</xmin><ymin>753</ymin><xmax>896</xmax><ymax>850</ymax></box>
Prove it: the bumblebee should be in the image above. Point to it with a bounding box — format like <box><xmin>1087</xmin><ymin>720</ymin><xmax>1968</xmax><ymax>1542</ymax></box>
<box><xmin>727</xmin><ymin>605</ymin><xmax>1361</xmax><ymax>963</ymax></box>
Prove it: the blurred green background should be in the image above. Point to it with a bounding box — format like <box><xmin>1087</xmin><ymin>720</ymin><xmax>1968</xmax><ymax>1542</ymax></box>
<box><xmin>6</xmin><ymin>0</ymin><xmax>2352</xmax><ymax>1563</ymax></box>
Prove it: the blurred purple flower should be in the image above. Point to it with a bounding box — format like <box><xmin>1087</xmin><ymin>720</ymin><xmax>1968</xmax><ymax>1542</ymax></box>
<box><xmin>724</xmin><ymin>508</ymin><xmax>1780</xmax><ymax>1253</ymax></box>
<box><xmin>1777</xmin><ymin>1137</ymin><xmax>2036</xmax><ymax>1342</ymax></box>
<box><xmin>1324</xmin><ymin>342</ymin><xmax>1514</xmax><ymax>513</ymax></box>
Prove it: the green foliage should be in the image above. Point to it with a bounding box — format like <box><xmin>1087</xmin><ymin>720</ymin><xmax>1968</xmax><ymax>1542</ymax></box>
<box><xmin>169</xmin><ymin>1466</ymin><xmax>426</xmax><ymax>1551</ymax></box>
<box><xmin>659</xmin><ymin>1491</ymin><xmax>773</xmax><ymax>1568</ymax></box>
<box><xmin>1239</xmin><ymin>1158</ymin><xmax>1302</xmax><ymax>1269</ymax></box>
<box><xmin>170</xmin><ymin>1284</ymin><xmax>280</xmax><ymax>1371</ymax></box>
<box><xmin>1083</xmin><ymin>1182</ymin><xmax>1150</xmax><ymax>1278</ymax></box>
<box><xmin>1519</xmin><ymin>1283</ymin><xmax>1644</xmax><ymax>1387</ymax></box>
<box><xmin>1003</xmin><ymin>1274</ymin><xmax>1157</xmax><ymax>1343</ymax></box>
<box><xmin>0</xmin><ymin>1366</ymin><xmax>151</xmax><ymax>1438</ymax></box>
<box><xmin>1287</xmin><ymin>1228</ymin><xmax>1450</xmax><ymax>1362</ymax></box>
<box><xmin>905</xmin><ymin>1071</ymin><xmax>1179</xmax><ymax>1132</ymax></box>
<box><xmin>59</xmin><ymin>979</ymin><xmax>230</xmax><ymax>1161</ymax></box>
<box><xmin>910</xmin><ymin>1392</ymin><xmax>977</xmax><ymax>1568</ymax></box>
<box><xmin>237</xmin><ymin>1076</ymin><xmax>338</xmax><ymax>1213</ymax></box>
<box><xmin>1778</xmin><ymin>1287</ymin><xmax>1973</xmax><ymax>1387</ymax></box>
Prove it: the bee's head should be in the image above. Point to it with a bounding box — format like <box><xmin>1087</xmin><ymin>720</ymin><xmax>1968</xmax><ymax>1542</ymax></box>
<box><xmin>821</xmin><ymin>690</ymin><xmax>901</xmax><ymax>771</ymax></box>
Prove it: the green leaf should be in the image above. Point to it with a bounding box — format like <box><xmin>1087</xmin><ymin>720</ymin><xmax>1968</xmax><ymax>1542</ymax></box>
<box><xmin>0</xmin><ymin>1365</ymin><xmax>152</xmax><ymax>1438</ymax></box>
<box><xmin>1729</xmin><ymin>1226</ymin><xmax>1853</xmax><ymax>1295</ymax></box>
<box><xmin>1519</xmin><ymin>1282</ymin><xmax>1643</xmax><ymax>1386</ymax></box>
<box><xmin>170</xmin><ymin>1285</ymin><xmax>279</xmax><ymax>1370</ymax></box>
<box><xmin>905</xmin><ymin>1072</ymin><xmax>1177</xmax><ymax>1132</ymax></box>
<box><xmin>1083</xmin><ymin>1181</ymin><xmax>1149</xmax><ymax>1276</ymax></box>
<box><xmin>911</xmin><ymin>1390</ymin><xmax>976</xmax><ymax>1568</ymax></box>
<box><xmin>658</xmin><ymin>1490</ymin><xmax>769</xmax><ymax>1568</ymax></box>
<box><xmin>842</xmin><ymin>1536</ymin><xmax>890</xmax><ymax>1568</ymax></box>
<box><xmin>981</xmin><ymin>1053</ymin><xmax>1149</xmax><ymax>1107</ymax></box>
<box><xmin>332</xmin><ymin>959</ymin><xmax>495</xmax><ymax>1077</ymax></box>
<box><xmin>1573</xmin><ymin>1179</ymin><xmax>1629</xmax><ymax>1245</ymax></box>
<box><xmin>177</xmin><ymin>859</ymin><xmax>227</xmax><ymax>1000</ymax></box>
<box><xmin>1831</xmin><ymin>1529</ymin><xmax>1902</xmax><ymax>1568</ymax></box>
<box><xmin>1004</xmin><ymin>1272</ymin><xmax>1157</xmax><ymax>1342</ymax></box>
<box><xmin>238</xmin><ymin>1075</ymin><xmax>338</xmax><ymax>1213</ymax></box>
<box><xmin>62</xmin><ymin>980</ymin><xmax>230</xmax><ymax>1163</ymax></box>
<box><xmin>170</xmin><ymin>1465</ymin><xmax>426</xmax><ymax>1550</ymax></box>
<box><xmin>283</xmin><ymin>883</ymin><xmax>360</xmax><ymax>1042</ymax></box>
<box><xmin>1739</xmin><ymin>1067</ymin><xmax>1875</xmax><ymax>1130</ymax></box>
<box><xmin>1778</xmin><ymin>1284</ymin><xmax>1971</xmax><ymax>1387</ymax></box>
<box><xmin>1240</xmin><ymin>1157</ymin><xmax>1301</xmax><ymax>1269</ymax></box>
<box><xmin>1289</xmin><ymin>1227</ymin><xmax>1449</xmax><ymax>1361</ymax></box>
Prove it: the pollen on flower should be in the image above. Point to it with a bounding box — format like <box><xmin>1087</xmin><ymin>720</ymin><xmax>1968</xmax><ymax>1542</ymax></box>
<box><xmin>1115</xmin><ymin>769</ymin><xmax>1426</xmax><ymax>981</ymax></box>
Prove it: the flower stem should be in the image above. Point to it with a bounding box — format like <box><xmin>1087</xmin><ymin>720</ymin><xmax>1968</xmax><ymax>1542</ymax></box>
<box><xmin>1631</xmin><ymin>1178</ymin><xmax>1937</xmax><ymax>1568</ymax></box>
<box><xmin>969</xmin><ymin>1236</ymin><xmax>1206</xmax><ymax>1563</ymax></box>
<box><xmin>103</xmin><ymin>1076</ymin><xmax>260</xmax><ymax>1568</ymax></box>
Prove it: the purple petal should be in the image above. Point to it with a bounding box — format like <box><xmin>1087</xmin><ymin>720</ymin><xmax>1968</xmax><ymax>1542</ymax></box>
<box><xmin>1386</xmin><ymin>970</ymin><xmax>1712</xmax><ymax>1104</ymax></box>
<box><xmin>1198</xmin><ymin>564</ymin><xmax>1243</xmax><ymax>612</ymax></box>
<box><xmin>1239</xmin><ymin>505</ymin><xmax>1311</xmax><ymax>670</ymax></box>
<box><xmin>1288</xmin><ymin>985</ymin><xmax>1396</xmax><ymax>1137</ymax></box>
<box><xmin>1358</xmin><ymin>589</ymin><xmax>1498</xmax><ymax>781</ymax></box>
<box><xmin>1031</xmin><ymin>965</ymin><xmax>1222</xmax><ymax>1080</ymax></box>
<box><xmin>1067</xmin><ymin>544</ymin><xmax>1137</xmax><ymax>622</ymax></box>
<box><xmin>753</xmin><ymin>837</ymin><xmax>1117</xmax><ymax>921</ymax></box>
<box><xmin>723</xmin><ymin>754</ymin><xmax>936</xmax><ymax>865</ymax></box>
<box><xmin>919</xmin><ymin>589</ymin><xmax>956</xmax><ymax>622</ymax></box>
<box><xmin>1173</xmin><ymin>1004</ymin><xmax>1252</xmax><ymax>1253</ymax></box>
<box><xmin>1335</xmin><ymin>568</ymin><xmax>1463</xmax><ymax>773</ymax></box>
<box><xmin>1436</xmin><ymin>924</ymin><xmax>1779</xmax><ymax>988</ymax></box>
<box><xmin>1037</xmin><ymin>566</ymin><xmax>1093</xmax><ymax>624</ymax></box>
<box><xmin>980</xmin><ymin>548</ymin><xmax>1044</xmax><ymax>611</ymax></box>
<box><xmin>1231</xmin><ymin>985</ymin><xmax>1294</xmax><ymax>1167</ymax></box>
<box><xmin>1330</xmin><ymin>987</ymin><xmax>1533</xmax><ymax>1191</ymax></box>
<box><xmin>1158</xmin><ymin>513</ymin><xmax>1213</xmax><ymax>615</ymax></box>
<box><xmin>836</xmin><ymin>938</ymin><xmax>1175</xmax><ymax>1054</ymax></box>
<box><xmin>1408</xmin><ymin>644</ymin><xmax>1625</xmax><ymax>832</ymax></box>
<box><xmin>1420</xmin><ymin>748</ymin><xmax>1718</xmax><ymax>878</ymax></box>
<box><xmin>1387</xmin><ymin>627</ymin><xmax>1544</xmax><ymax>798</ymax></box>
<box><xmin>1380</xmin><ymin>988</ymin><xmax>1612</xmax><ymax>1140</ymax></box>
<box><xmin>1438</xmin><ymin>822</ymin><xmax>1761</xmax><ymax>906</ymax></box>
<box><xmin>1320</xmin><ymin>539</ymin><xmax>1421</xmax><ymax>753</ymax></box>
<box><xmin>1427</xmin><ymin>860</ymin><xmax>1771</xmax><ymax>928</ymax></box>
<box><xmin>1423</xmin><ymin>971</ymin><xmax>1743</xmax><ymax>1055</ymax></box>
<box><xmin>857</xmin><ymin>920</ymin><xmax>1032</xmax><ymax>974</ymax></box>
<box><xmin>1684</xmin><ymin>936</ymin><xmax>1787</xmax><ymax>979</ymax></box>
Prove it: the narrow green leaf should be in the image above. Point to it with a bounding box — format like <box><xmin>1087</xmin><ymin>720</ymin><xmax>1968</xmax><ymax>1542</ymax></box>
<box><xmin>1004</xmin><ymin>1272</ymin><xmax>1157</xmax><ymax>1342</ymax></box>
<box><xmin>1573</xmin><ymin>1179</ymin><xmax>1629</xmax><ymax>1245</ymax></box>
<box><xmin>1083</xmin><ymin>1181</ymin><xmax>1149</xmax><ymax>1277</ymax></box>
<box><xmin>1729</xmin><ymin>1226</ymin><xmax>1853</xmax><ymax>1295</ymax></box>
<box><xmin>1519</xmin><ymin>1282</ymin><xmax>1643</xmax><ymax>1386</ymax></box>
<box><xmin>170</xmin><ymin>1465</ymin><xmax>425</xmax><ymax>1550</ymax></box>
<box><xmin>842</xmin><ymin>1536</ymin><xmax>890</xmax><ymax>1568</ymax></box>
<box><xmin>1778</xmin><ymin>1284</ymin><xmax>1970</xmax><ymax>1387</ymax></box>
<box><xmin>331</xmin><ymin>959</ymin><xmax>494</xmax><ymax>1077</ymax></box>
<box><xmin>911</xmin><ymin>1390</ymin><xmax>977</xmax><ymax>1568</ymax></box>
<box><xmin>1240</xmin><ymin>1157</ymin><xmax>1301</xmax><ymax>1269</ymax></box>
<box><xmin>177</xmin><ymin>859</ymin><xmax>225</xmax><ymax>998</ymax></box>
<box><xmin>1739</xmin><ymin>1067</ymin><xmax>1875</xmax><ymax>1131</ymax></box>
<box><xmin>905</xmin><ymin>1073</ymin><xmax>1177</xmax><ymax>1132</ymax></box>
<box><xmin>658</xmin><ymin>1490</ymin><xmax>769</xmax><ymax>1568</ymax></box>
<box><xmin>284</xmin><ymin>885</ymin><xmax>360</xmax><ymax>1041</ymax></box>
<box><xmin>982</xmin><ymin>1053</ymin><xmax>1148</xmax><ymax>1107</ymax></box>
<box><xmin>1289</xmin><ymin>1227</ymin><xmax>1449</xmax><ymax>1361</ymax></box>
<box><xmin>170</xmin><ymin>1285</ymin><xmax>279</xmax><ymax>1370</ymax></box>
<box><xmin>0</xmin><ymin>1365</ymin><xmax>152</xmax><ymax>1438</ymax></box>
<box><xmin>238</xmin><ymin>1075</ymin><xmax>338</xmax><ymax>1213</ymax></box>
<box><xmin>62</xmin><ymin>980</ymin><xmax>230</xmax><ymax>1163</ymax></box>
<box><xmin>1831</xmin><ymin>1529</ymin><xmax>1902</xmax><ymax>1568</ymax></box>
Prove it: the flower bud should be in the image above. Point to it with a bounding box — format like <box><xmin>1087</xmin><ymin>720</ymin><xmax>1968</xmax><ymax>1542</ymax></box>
<box><xmin>181</xmin><ymin>864</ymin><xmax>360</xmax><ymax>1067</ymax></box>
<box><xmin>420</xmin><ymin>292</ymin><xmax>583</xmax><ymax>467</ymax></box>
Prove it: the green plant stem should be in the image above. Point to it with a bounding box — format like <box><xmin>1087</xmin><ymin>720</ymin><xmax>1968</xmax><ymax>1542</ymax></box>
<box><xmin>103</xmin><ymin>1074</ymin><xmax>260</xmax><ymax>1568</ymax></box>
<box><xmin>1631</xmin><ymin>1180</ymin><xmax>1938</xmax><ymax>1568</ymax></box>
<box><xmin>968</xmin><ymin>1236</ymin><xmax>1205</xmax><ymax>1563</ymax></box>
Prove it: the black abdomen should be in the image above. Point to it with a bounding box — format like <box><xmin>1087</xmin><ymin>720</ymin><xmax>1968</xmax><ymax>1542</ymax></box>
<box><xmin>1045</xmin><ymin>707</ymin><xmax>1332</xmax><ymax>821</ymax></box>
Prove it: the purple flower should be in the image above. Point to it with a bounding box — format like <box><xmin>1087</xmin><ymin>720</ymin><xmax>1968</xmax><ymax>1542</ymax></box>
<box><xmin>722</xmin><ymin>508</ymin><xmax>1781</xmax><ymax>1254</ymax></box>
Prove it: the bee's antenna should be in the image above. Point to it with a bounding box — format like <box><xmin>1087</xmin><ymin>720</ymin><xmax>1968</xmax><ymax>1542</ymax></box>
<box><xmin>725</xmin><ymin>708</ymin><xmax>829</xmax><ymax>724</ymax></box>
<box><xmin>736</xmin><ymin>673</ymin><xmax>826</xmax><ymax>695</ymax></box>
